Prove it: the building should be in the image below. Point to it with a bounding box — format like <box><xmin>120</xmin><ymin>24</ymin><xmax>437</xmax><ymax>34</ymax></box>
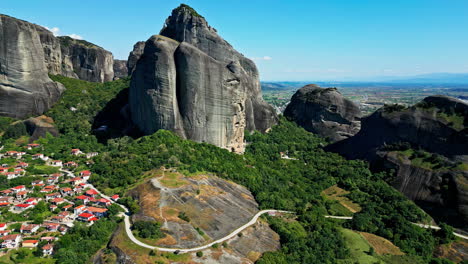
<box><xmin>0</xmin><ymin>223</ymin><xmax>7</xmax><ymax>231</ymax></box>
<box><xmin>22</xmin><ymin>240</ymin><xmax>39</xmax><ymax>248</ymax></box>
<box><xmin>27</xmin><ymin>143</ymin><xmax>41</xmax><ymax>149</ymax></box>
<box><xmin>42</xmin><ymin>243</ymin><xmax>54</xmax><ymax>255</ymax></box>
<box><xmin>77</xmin><ymin>212</ymin><xmax>98</xmax><ymax>222</ymax></box>
<box><xmin>16</xmin><ymin>162</ymin><xmax>28</xmax><ymax>168</ymax></box>
<box><xmin>111</xmin><ymin>194</ymin><xmax>120</xmax><ymax>201</ymax></box>
<box><xmin>10</xmin><ymin>185</ymin><xmax>26</xmax><ymax>193</ymax></box>
<box><xmin>20</xmin><ymin>224</ymin><xmax>40</xmax><ymax>234</ymax></box>
<box><xmin>50</xmin><ymin>160</ymin><xmax>63</xmax><ymax>167</ymax></box>
<box><xmin>64</xmin><ymin>161</ymin><xmax>78</xmax><ymax>168</ymax></box>
<box><xmin>86</xmin><ymin>152</ymin><xmax>98</xmax><ymax>159</ymax></box>
<box><xmin>32</xmin><ymin>180</ymin><xmax>44</xmax><ymax>186</ymax></box>
<box><xmin>43</xmin><ymin>223</ymin><xmax>60</xmax><ymax>232</ymax></box>
<box><xmin>96</xmin><ymin>198</ymin><xmax>111</xmax><ymax>207</ymax></box>
<box><xmin>51</xmin><ymin>198</ymin><xmax>65</xmax><ymax>205</ymax></box>
<box><xmin>70</xmin><ymin>177</ymin><xmax>85</xmax><ymax>185</ymax></box>
<box><xmin>71</xmin><ymin>149</ymin><xmax>82</xmax><ymax>156</ymax></box>
<box><xmin>15</xmin><ymin>203</ymin><xmax>34</xmax><ymax>211</ymax></box>
<box><xmin>45</xmin><ymin>193</ymin><xmax>61</xmax><ymax>200</ymax></box>
<box><xmin>85</xmin><ymin>189</ymin><xmax>98</xmax><ymax>197</ymax></box>
<box><xmin>85</xmin><ymin>206</ymin><xmax>108</xmax><ymax>217</ymax></box>
<box><xmin>74</xmin><ymin>205</ymin><xmax>86</xmax><ymax>215</ymax></box>
<box><xmin>60</xmin><ymin>187</ymin><xmax>74</xmax><ymax>196</ymax></box>
<box><xmin>1</xmin><ymin>234</ymin><xmax>22</xmax><ymax>248</ymax></box>
<box><xmin>16</xmin><ymin>191</ymin><xmax>28</xmax><ymax>199</ymax></box>
<box><xmin>32</xmin><ymin>153</ymin><xmax>44</xmax><ymax>160</ymax></box>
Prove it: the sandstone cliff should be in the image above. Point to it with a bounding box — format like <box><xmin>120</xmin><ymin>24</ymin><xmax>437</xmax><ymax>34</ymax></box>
<box><xmin>0</xmin><ymin>15</ymin><xmax>64</xmax><ymax>119</ymax></box>
<box><xmin>284</xmin><ymin>84</ymin><xmax>361</xmax><ymax>142</ymax></box>
<box><xmin>129</xmin><ymin>5</ymin><xmax>277</xmax><ymax>152</ymax></box>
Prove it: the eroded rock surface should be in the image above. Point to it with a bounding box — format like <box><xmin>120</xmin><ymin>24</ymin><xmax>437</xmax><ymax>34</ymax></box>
<box><xmin>129</xmin><ymin>5</ymin><xmax>277</xmax><ymax>152</ymax></box>
<box><xmin>0</xmin><ymin>15</ymin><xmax>64</xmax><ymax>118</ymax></box>
<box><xmin>284</xmin><ymin>84</ymin><xmax>361</xmax><ymax>142</ymax></box>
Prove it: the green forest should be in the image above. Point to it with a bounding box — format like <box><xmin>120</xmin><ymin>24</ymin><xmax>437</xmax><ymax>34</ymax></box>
<box><xmin>0</xmin><ymin>76</ymin><xmax>458</xmax><ymax>264</ymax></box>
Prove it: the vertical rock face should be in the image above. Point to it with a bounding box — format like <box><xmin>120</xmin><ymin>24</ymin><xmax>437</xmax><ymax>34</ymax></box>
<box><xmin>159</xmin><ymin>5</ymin><xmax>277</xmax><ymax>133</ymax></box>
<box><xmin>56</xmin><ymin>36</ymin><xmax>114</xmax><ymax>82</ymax></box>
<box><xmin>284</xmin><ymin>84</ymin><xmax>361</xmax><ymax>142</ymax></box>
<box><xmin>0</xmin><ymin>15</ymin><xmax>64</xmax><ymax>119</ymax></box>
<box><xmin>113</xmin><ymin>59</ymin><xmax>128</xmax><ymax>79</ymax></box>
<box><xmin>127</xmin><ymin>41</ymin><xmax>145</xmax><ymax>75</ymax></box>
<box><xmin>129</xmin><ymin>5</ymin><xmax>277</xmax><ymax>152</ymax></box>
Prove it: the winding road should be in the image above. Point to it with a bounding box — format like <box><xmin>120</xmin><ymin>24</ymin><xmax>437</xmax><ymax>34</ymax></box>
<box><xmin>62</xmin><ymin>168</ymin><xmax>467</xmax><ymax>253</ymax></box>
<box><xmin>61</xmin><ymin>169</ymin><xmax>292</xmax><ymax>253</ymax></box>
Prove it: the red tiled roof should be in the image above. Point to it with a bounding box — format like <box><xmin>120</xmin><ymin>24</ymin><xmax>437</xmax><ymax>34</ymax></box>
<box><xmin>86</xmin><ymin>207</ymin><xmax>108</xmax><ymax>213</ymax></box>
<box><xmin>85</xmin><ymin>189</ymin><xmax>98</xmax><ymax>195</ymax></box>
<box><xmin>79</xmin><ymin>212</ymin><xmax>93</xmax><ymax>218</ymax></box>
<box><xmin>2</xmin><ymin>234</ymin><xmax>20</xmax><ymax>240</ymax></box>
<box><xmin>15</xmin><ymin>204</ymin><xmax>31</xmax><ymax>208</ymax></box>
<box><xmin>23</xmin><ymin>240</ymin><xmax>39</xmax><ymax>243</ymax></box>
<box><xmin>42</xmin><ymin>244</ymin><xmax>53</xmax><ymax>250</ymax></box>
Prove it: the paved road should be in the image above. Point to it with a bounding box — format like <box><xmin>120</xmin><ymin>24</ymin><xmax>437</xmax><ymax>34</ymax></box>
<box><xmin>325</xmin><ymin>215</ymin><xmax>468</xmax><ymax>240</ymax></box>
<box><xmin>61</xmin><ymin>169</ymin><xmax>292</xmax><ymax>253</ymax></box>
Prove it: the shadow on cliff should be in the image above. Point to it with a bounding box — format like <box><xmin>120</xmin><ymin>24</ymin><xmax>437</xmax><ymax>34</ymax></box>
<box><xmin>92</xmin><ymin>88</ymin><xmax>143</xmax><ymax>143</ymax></box>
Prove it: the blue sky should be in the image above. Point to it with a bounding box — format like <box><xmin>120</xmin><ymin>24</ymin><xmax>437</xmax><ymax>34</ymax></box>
<box><xmin>2</xmin><ymin>0</ymin><xmax>468</xmax><ymax>81</ymax></box>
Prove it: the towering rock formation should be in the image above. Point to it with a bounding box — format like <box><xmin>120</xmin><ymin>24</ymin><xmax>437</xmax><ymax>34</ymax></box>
<box><xmin>0</xmin><ymin>13</ymin><xmax>116</xmax><ymax>118</ymax></box>
<box><xmin>0</xmin><ymin>15</ymin><xmax>64</xmax><ymax>119</ymax></box>
<box><xmin>284</xmin><ymin>84</ymin><xmax>361</xmax><ymax>142</ymax></box>
<box><xmin>129</xmin><ymin>5</ymin><xmax>277</xmax><ymax>152</ymax></box>
<box><xmin>127</xmin><ymin>41</ymin><xmax>145</xmax><ymax>75</ymax></box>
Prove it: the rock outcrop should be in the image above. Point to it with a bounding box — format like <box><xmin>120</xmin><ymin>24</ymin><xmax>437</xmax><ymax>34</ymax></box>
<box><xmin>284</xmin><ymin>84</ymin><xmax>361</xmax><ymax>142</ymax></box>
<box><xmin>0</xmin><ymin>15</ymin><xmax>64</xmax><ymax>119</ymax></box>
<box><xmin>113</xmin><ymin>59</ymin><xmax>128</xmax><ymax>79</ymax></box>
<box><xmin>129</xmin><ymin>5</ymin><xmax>277</xmax><ymax>152</ymax></box>
<box><xmin>328</xmin><ymin>95</ymin><xmax>468</xmax><ymax>161</ymax></box>
<box><xmin>23</xmin><ymin>115</ymin><xmax>59</xmax><ymax>141</ymax></box>
<box><xmin>126</xmin><ymin>41</ymin><xmax>145</xmax><ymax>75</ymax></box>
<box><xmin>36</xmin><ymin>28</ymin><xmax>114</xmax><ymax>83</ymax></box>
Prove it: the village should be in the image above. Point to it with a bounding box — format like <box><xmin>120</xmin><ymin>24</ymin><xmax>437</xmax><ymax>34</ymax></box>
<box><xmin>0</xmin><ymin>144</ymin><xmax>119</xmax><ymax>259</ymax></box>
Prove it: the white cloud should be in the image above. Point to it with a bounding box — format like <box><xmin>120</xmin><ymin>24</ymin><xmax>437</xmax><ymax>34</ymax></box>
<box><xmin>68</xmin><ymin>34</ymin><xmax>83</xmax><ymax>40</ymax></box>
<box><xmin>43</xmin><ymin>26</ymin><xmax>83</xmax><ymax>40</ymax></box>
<box><xmin>251</xmin><ymin>56</ymin><xmax>272</xmax><ymax>61</ymax></box>
<box><xmin>45</xmin><ymin>26</ymin><xmax>60</xmax><ymax>36</ymax></box>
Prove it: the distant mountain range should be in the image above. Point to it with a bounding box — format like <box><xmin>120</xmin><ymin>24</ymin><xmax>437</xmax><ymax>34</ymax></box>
<box><xmin>261</xmin><ymin>73</ymin><xmax>468</xmax><ymax>91</ymax></box>
<box><xmin>371</xmin><ymin>73</ymin><xmax>468</xmax><ymax>84</ymax></box>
